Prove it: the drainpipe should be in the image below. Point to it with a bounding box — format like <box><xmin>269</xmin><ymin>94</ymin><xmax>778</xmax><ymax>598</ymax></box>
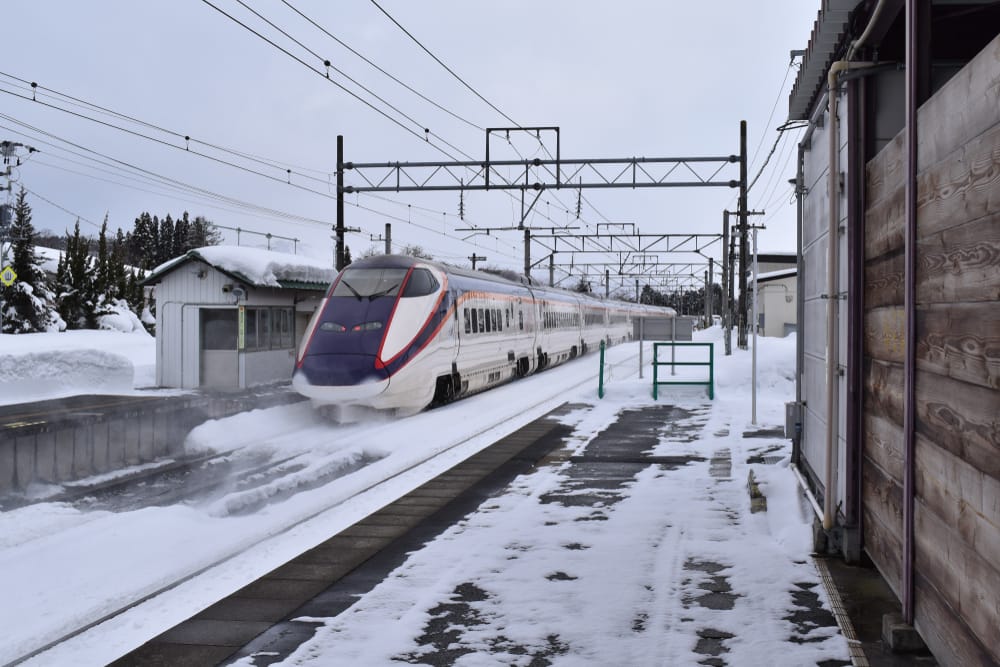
<box><xmin>821</xmin><ymin>0</ymin><xmax>887</xmax><ymax>531</ymax></box>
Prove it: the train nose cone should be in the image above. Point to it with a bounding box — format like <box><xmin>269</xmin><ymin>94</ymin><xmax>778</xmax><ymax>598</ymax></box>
<box><xmin>296</xmin><ymin>353</ymin><xmax>390</xmax><ymax>386</ymax></box>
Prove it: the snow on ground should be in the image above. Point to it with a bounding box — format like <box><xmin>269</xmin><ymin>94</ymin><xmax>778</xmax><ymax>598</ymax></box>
<box><xmin>0</xmin><ymin>329</ymin><xmax>158</xmax><ymax>406</ymax></box>
<box><xmin>0</xmin><ymin>327</ymin><xmax>848</xmax><ymax>666</ymax></box>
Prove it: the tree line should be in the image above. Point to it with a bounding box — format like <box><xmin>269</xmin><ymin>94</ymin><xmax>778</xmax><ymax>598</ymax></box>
<box><xmin>0</xmin><ymin>188</ymin><xmax>220</xmax><ymax>334</ymax></box>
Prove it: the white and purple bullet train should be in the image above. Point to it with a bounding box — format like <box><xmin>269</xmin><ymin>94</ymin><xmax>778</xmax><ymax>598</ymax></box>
<box><xmin>292</xmin><ymin>253</ymin><xmax>674</xmax><ymax>414</ymax></box>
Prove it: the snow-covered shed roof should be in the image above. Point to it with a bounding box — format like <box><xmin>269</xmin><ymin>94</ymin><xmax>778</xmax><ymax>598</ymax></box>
<box><xmin>143</xmin><ymin>246</ymin><xmax>336</xmax><ymax>290</ymax></box>
<box><xmin>755</xmin><ymin>268</ymin><xmax>797</xmax><ymax>283</ymax></box>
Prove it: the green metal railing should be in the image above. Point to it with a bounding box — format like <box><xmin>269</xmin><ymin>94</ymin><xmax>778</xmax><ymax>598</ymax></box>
<box><xmin>652</xmin><ymin>342</ymin><xmax>714</xmax><ymax>399</ymax></box>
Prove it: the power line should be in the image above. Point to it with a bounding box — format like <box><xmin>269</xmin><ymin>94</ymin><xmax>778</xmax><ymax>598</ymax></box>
<box><xmin>368</xmin><ymin>0</ymin><xmax>521</xmax><ymax>129</ymax></box>
<box><xmin>279</xmin><ymin>0</ymin><xmax>485</xmax><ymax>133</ymax></box>
<box><xmin>198</xmin><ymin>0</ymin><xmax>468</xmax><ymax>159</ymax></box>
<box><xmin>19</xmin><ymin>185</ymin><xmax>102</xmax><ymax>229</ymax></box>
<box><xmin>0</xmin><ymin>72</ymin><xmax>332</xmax><ymax>178</ymax></box>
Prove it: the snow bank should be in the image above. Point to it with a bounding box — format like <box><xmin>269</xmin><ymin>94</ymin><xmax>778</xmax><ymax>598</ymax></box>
<box><xmin>0</xmin><ymin>330</ymin><xmax>155</xmax><ymax>405</ymax></box>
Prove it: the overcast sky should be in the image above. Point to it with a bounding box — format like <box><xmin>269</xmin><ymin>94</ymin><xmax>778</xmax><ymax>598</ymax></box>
<box><xmin>2</xmin><ymin>1</ymin><xmax>818</xmax><ymax>292</ymax></box>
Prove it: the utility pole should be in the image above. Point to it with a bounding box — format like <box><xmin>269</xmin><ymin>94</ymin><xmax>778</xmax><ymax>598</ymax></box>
<box><xmin>549</xmin><ymin>254</ymin><xmax>554</xmax><ymax>287</ymax></box>
<box><xmin>468</xmin><ymin>254</ymin><xmax>486</xmax><ymax>269</ymax></box>
<box><xmin>737</xmin><ymin>121</ymin><xmax>749</xmax><ymax>349</ymax></box>
<box><xmin>523</xmin><ymin>228</ymin><xmax>531</xmax><ymax>282</ymax></box>
<box><xmin>2</xmin><ymin>140</ymin><xmax>37</xmax><ymax>334</ymax></box>
<box><xmin>336</xmin><ymin>134</ymin><xmax>345</xmax><ymax>271</ymax></box>
<box><xmin>384</xmin><ymin>223</ymin><xmax>391</xmax><ymax>255</ymax></box>
<box><xmin>722</xmin><ymin>210</ymin><xmax>731</xmax><ymax>354</ymax></box>
<box><xmin>605</xmin><ymin>269</ymin><xmax>610</xmax><ymax>298</ymax></box>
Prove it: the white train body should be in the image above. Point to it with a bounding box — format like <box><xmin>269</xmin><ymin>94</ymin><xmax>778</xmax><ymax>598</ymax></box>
<box><xmin>292</xmin><ymin>254</ymin><xmax>673</xmax><ymax>413</ymax></box>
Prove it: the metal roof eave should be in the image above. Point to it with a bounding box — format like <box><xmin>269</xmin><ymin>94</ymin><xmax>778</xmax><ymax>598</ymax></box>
<box><xmin>788</xmin><ymin>0</ymin><xmax>864</xmax><ymax>121</ymax></box>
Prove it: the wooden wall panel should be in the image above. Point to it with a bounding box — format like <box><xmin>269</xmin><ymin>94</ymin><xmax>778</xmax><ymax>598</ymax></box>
<box><xmin>863</xmin><ymin>412</ymin><xmax>904</xmax><ymax>482</ymax></box>
<box><xmin>916</xmin><ymin>301</ymin><xmax>1000</xmax><ymax>390</ymax></box>
<box><xmin>916</xmin><ymin>436</ymin><xmax>999</xmax><ymax>567</ymax></box>
<box><xmin>913</xmin><ymin>572</ymin><xmax>997</xmax><ymax>667</ymax></box>
<box><xmin>915</xmin><ymin>369</ymin><xmax>1000</xmax><ymax>480</ymax></box>
<box><xmin>918</xmin><ymin>36</ymin><xmax>1000</xmax><ymax>170</ymax></box>
<box><xmin>916</xmin><ymin>212</ymin><xmax>1000</xmax><ymax>306</ymax></box>
<box><xmin>859</xmin><ymin>33</ymin><xmax>1000</xmax><ymax>667</ymax></box>
<box><xmin>864</xmin><ymin>183</ymin><xmax>905</xmax><ymax>261</ymax></box>
<box><xmin>866</xmin><ymin>132</ymin><xmax>905</xmax><ymax>208</ymax></box>
<box><xmin>864</xmin><ymin>305</ymin><xmax>905</xmax><ymax>364</ymax></box>
<box><xmin>861</xmin><ymin>462</ymin><xmax>903</xmax><ymax>598</ymax></box>
<box><xmin>864</xmin><ymin>250</ymin><xmax>904</xmax><ymax>310</ymax></box>
<box><xmin>914</xmin><ymin>500</ymin><xmax>1000</xmax><ymax>665</ymax></box>
<box><xmin>916</xmin><ymin>122</ymin><xmax>1000</xmax><ymax>239</ymax></box>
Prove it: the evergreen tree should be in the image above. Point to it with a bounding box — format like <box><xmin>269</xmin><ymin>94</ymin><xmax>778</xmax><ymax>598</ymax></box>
<box><xmin>173</xmin><ymin>211</ymin><xmax>191</xmax><ymax>255</ymax></box>
<box><xmin>128</xmin><ymin>212</ymin><xmax>155</xmax><ymax>268</ymax></box>
<box><xmin>0</xmin><ymin>188</ymin><xmax>61</xmax><ymax>333</ymax></box>
<box><xmin>111</xmin><ymin>228</ymin><xmax>128</xmax><ymax>300</ymax></box>
<box><xmin>343</xmin><ymin>245</ymin><xmax>353</xmax><ymax>267</ymax></box>
<box><xmin>149</xmin><ymin>215</ymin><xmax>160</xmax><ymax>266</ymax></box>
<box><xmin>94</xmin><ymin>216</ymin><xmax>111</xmax><ymax>302</ymax></box>
<box><xmin>189</xmin><ymin>214</ymin><xmax>222</xmax><ymax>248</ymax></box>
<box><xmin>157</xmin><ymin>214</ymin><xmax>174</xmax><ymax>264</ymax></box>
<box><xmin>57</xmin><ymin>220</ymin><xmax>97</xmax><ymax>329</ymax></box>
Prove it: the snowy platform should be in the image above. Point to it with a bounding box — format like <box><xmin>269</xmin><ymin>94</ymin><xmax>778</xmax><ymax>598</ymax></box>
<box><xmin>110</xmin><ymin>398</ymin><xmax>853</xmax><ymax>666</ymax></box>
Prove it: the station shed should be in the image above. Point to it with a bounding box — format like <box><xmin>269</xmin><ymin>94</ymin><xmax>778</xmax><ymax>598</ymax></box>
<box><xmin>752</xmin><ymin>268</ymin><xmax>796</xmax><ymax>338</ymax></box>
<box><xmin>143</xmin><ymin>246</ymin><xmax>335</xmax><ymax>390</ymax></box>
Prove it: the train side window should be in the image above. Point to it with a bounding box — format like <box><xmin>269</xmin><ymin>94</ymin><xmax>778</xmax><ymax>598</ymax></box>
<box><xmin>484</xmin><ymin>308</ymin><xmax>492</xmax><ymax>332</ymax></box>
<box><xmin>464</xmin><ymin>308</ymin><xmax>471</xmax><ymax>334</ymax></box>
<box><xmin>519</xmin><ymin>310</ymin><xmax>523</xmax><ymax>330</ymax></box>
<box><xmin>496</xmin><ymin>309</ymin><xmax>502</xmax><ymax>331</ymax></box>
<box><xmin>478</xmin><ymin>308</ymin><xmax>485</xmax><ymax>333</ymax></box>
<box><xmin>402</xmin><ymin>268</ymin><xmax>439</xmax><ymax>297</ymax></box>
<box><xmin>505</xmin><ymin>309</ymin><xmax>510</xmax><ymax>328</ymax></box>
<box><xmin>471</xmin><ymin>308</ymin><xmax>479</xmax><ymax>333</ymax></box>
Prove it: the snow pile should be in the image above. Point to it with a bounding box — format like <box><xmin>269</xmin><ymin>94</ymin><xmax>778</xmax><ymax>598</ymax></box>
<box><xmin>97</xmin><ymin>299</ymin><xmax>147</xmax><ymax>333</ymax></box>
<box><xmin>0</xmin><ymin>330</ymin><xmax>155</xmax><ymax>405</ymax></box>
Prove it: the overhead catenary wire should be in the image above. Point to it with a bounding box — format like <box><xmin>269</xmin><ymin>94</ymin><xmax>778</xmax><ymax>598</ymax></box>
<box><xmin>278</xmin><ymin>0</ymin><xmax>485</xmax><ymax>133</ymax></box>
<box><xmin>368</xmin><ymin>0</ymin><xmax>522</xmax><ymax>130</ymax></box>
<box><xmin>197</xmin><ymin>0</ymin><xmax>472</xmax><ymax>162</ymax></box>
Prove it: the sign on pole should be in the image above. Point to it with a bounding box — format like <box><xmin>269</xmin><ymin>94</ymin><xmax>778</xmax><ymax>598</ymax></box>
<box><xmin>0</xmin><ymin>265</ymin><xmax>16</xmax><ymax>287</ymax></box>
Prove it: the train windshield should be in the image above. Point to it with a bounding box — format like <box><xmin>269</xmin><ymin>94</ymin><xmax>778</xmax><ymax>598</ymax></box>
<box><xmin>330</xmin><ymin>268</ymin><xmax>408</xmax><ymax>300</ymax></box>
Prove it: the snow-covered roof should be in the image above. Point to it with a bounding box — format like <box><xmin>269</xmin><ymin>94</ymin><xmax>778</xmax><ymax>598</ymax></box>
<box><xmin>755</xmin><ymin>268</ymin><xmax>797</xmax><ymax>283</ymax></box>
<box><xmin>143</xmin><ymin>246</ymin><xmax>336</xmax><ymax>290</ymax></box>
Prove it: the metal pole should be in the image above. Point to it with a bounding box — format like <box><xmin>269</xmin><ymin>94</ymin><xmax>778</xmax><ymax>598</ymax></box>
<box><xmin>671</xmin><ymin>317</ymin><xmax>677</xmax><ymax>375</ymax></box>
<box><xmin>523</xmin><ymin>228</ymin><xmax>531</xmax><ymax>281</ymax></box>
<box><xmin>635</xmin><ymin>279</ymin><xmax>640</xmax><ymax>303</ymax></box>
<box><xmin>708</xmin><ymin>257</ymin><xmax>714</xmax><ymax>325</ymax></box>
<box><xmin>639</xmin><ymin>317</ymin><xmax>644</xmax><ymax>379</ymax></box>
<box><xmin>549</xmin><ymin>254</ymin><xmax>554</xmax><ymax>287</ymax></box>
<box><xmin>723</xmin><ymin>211</ymin><xmax>732</xmax><ymax>354</ymax></box>
<box><xmin>752</xmin><ymin>226</ymin><xmax>759</xmax><ymax>425</ymax></box>
<box><xmin>336</xmin><ymin>135</ymin><xmax>345</xmax><ymax>271</ymax></box>
<box><xmin>738</xmin><ymin>121</ymin><xmax>749</xmax><ymax>349</ymax></box>
<box><xmin>385</xmin><ymin>223</ymin><xmax>392</xmax><ymax>254</ymax></box>
<box><xmin>605</xmin><ymin>269</ymin><xmax>610</xmax><ymax>298</ymax></box>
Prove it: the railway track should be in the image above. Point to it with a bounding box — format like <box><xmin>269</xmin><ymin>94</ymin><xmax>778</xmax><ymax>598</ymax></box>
<box><xmin>10</xmin><ymin>347</ymin><xmax>648</xmax><ymax>666</ymax></box>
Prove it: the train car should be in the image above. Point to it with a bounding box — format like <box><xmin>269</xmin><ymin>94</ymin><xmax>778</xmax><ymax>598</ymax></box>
<box><xmin>292</xmin><ymin>254</ymin><xmax>673</xmax><ymax>415</ymax></box>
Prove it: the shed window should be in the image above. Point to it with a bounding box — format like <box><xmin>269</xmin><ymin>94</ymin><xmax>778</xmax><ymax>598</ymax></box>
<box><xmin>202</xmin><ymin>309</ymin><xmax>237</xmax><ymax>350</ymax></box>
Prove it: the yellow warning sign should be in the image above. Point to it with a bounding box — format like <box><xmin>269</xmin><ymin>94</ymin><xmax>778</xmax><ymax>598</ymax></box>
<box><xmin>0</xmin><ymin>265</ymin><xmax>16</xmax><ymax>287</ymax></box>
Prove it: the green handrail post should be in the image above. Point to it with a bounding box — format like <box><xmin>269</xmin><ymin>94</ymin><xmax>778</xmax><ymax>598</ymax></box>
<box><xmin>598</xmin><ymin>339</ymin><xmax>606</xmax><ymax>398</ymax></box>
<box><xmin>652</xmin><ymin>343</ymin><xmax>659</xmax><ymax>399</ymax></box>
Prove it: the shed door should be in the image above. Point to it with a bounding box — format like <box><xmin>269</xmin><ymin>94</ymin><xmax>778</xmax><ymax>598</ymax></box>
<box><xmin>200</xmin><ymin>309</ymin><xmax>238</xmax><ymax>388</ymax></box>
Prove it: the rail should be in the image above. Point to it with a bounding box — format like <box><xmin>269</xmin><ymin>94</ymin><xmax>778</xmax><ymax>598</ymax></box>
<box><xmin>652</xmin><ymin>342</ymin><xmax>714</xmax><ymax>399</ymax></box>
